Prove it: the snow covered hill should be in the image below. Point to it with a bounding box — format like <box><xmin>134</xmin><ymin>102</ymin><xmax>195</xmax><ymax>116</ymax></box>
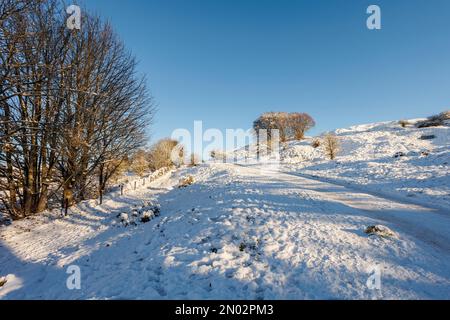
<box><xmin>234</xmin><ymin>117</ymin><xmax>450</xmax><ymax>209</ymax></box>
<box><xmin>1</xmin><ymin>160</ymin><xmax>449</xmax><ymax>299</ymax></box>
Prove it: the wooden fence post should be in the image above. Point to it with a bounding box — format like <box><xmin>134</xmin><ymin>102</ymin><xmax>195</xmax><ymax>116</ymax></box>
<box><xmin>65</xmin><ymin>198</ymin><xmax>69</xmax><ymax>216</ymax></box>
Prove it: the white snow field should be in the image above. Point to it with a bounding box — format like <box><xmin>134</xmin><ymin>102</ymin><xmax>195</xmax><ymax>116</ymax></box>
<box><xmin>1</xmin><ymin>159</ymin><xmax>449</xmax><ymax>299</ymax></box>
<box><xmin>234</xmin><ymin>118</ymin><xmax>450</xmax><ymax>210</ymax></box>
<box><xmin>286</xmin><ymin>120</ymin><xmax>450</xmax><ymax>210</ymax></box>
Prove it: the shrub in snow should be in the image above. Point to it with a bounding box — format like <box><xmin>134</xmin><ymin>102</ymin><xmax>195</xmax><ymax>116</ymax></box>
<box><xmin>142</xmin><ymin>200</ymin><xmax>154</xmax><ymax>208</ymax></box>
<box><xmin>416</xmin><ymin>111</ymin><xmax>450</xmax><ymax>128</ymax></box>
<box><xmin>141</xmin><ymin>211</ymin><xmax>153</xmax><ymax>223</ymax></box>
<box><xmin>152</xmin><ymin>206</ymin><xmax>161</xmax><ymax>217</ymax></box>
<box><xmin>393</xmin><ymin>152</ymin><xmax>406</xmax><ymax>158</ymax></box>
<box><xmin>179</xmin><ymin>176</ymin><xmax>195</xmax><ymax>188</ymax></box>
<box><xmin>419</xmin><ymin>135</ymin><xmax>436</xmax><ymax>140</ymax></box>
<box><xmin>148</xmin><ymin>138</ymin><xmax>184</xmax><ymax>170</ymax></box>
<box><xmin>398</xmin><ymin>120</ymin><xmax>410</xmax><ymax>128</ymax></box>
<box><xmin>0</xmin><ymin>277</ymin><xmax>7</xmax><ymax>288</ymax></box>
<box><xmin>311</xmin><ymin>139</ymin><xmax>321</xmax><ymax>148</ymax></box>
<box><xmin>238</xmin><ymin>239</ymin><xmax>261</xmax><ymax>255</ymax></box>
<box><xmin>119</xmin><ymin>213</ymin><xmax>129</xmax><ymax>224</ymax></box>
<box><xmin>322</xmin><ymin>134</ymin><xmax>340</xmax><ymax>160</ymax></box>
<box><xmin>364</xmin><ymin>225</ymin><xmax>397</xmax><ymax>238</ymax></box>
<box><xmin>116</xmin><ymin>202</ymin><xmax>160</xmax><ymax>226</ymax></box>
<box><xmin>139</xmin><ymin>202</ymin><xmax>160</xmax><ymax>216</ymax></box>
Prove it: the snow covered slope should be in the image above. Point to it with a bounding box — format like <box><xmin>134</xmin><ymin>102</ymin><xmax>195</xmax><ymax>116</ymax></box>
<box><xmin>285</xmin><ymin>120</ymin><xmax>449</xmax><ymax>210</ymax></box>
<box><xmin>1</xmin><ymin>163</ymin><xmax>449</xmax><ymax>299</ymax></box>
<box><xmin>234</xmin><ymin>118</ymin><xmax>449</xmax><ymax>210</ymax></box>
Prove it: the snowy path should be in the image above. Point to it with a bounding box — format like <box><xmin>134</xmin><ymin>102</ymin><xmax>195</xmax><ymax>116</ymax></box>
<box><xmin>0</xmin><ymin>163</ymin><xmax>449</xmax><ymax>299</ymax></box>
<box><xmin>275</xmin><ymin>168</ymin><xmax>450</xmax><ymax>252</ymax></box>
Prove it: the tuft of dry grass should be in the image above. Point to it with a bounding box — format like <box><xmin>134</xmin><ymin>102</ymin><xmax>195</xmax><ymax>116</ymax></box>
<box><xmin>179</xmin><ymin>175</ymin><xmax>195</xmax><ymax>188</ymax></box>
<box><xmin>416</xmin><ymin>111</ymin><xmax>450</xmax><ymax>128</ymax></box>
<box><xmin>311</xmin><ymin>139</ymin><xmax>321</xmax><ymax>148</ymax></box>
<box><xmin>398</xmin><ymin>120</ymin><xmax>410</xmax><ymax>128</ymax></box>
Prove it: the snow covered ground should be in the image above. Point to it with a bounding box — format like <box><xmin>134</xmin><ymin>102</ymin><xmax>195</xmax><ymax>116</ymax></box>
<box><xmin>234</xmin><ymin>119</ymin><xmax>450</xmax><ymax>210</ymax></box>
<box><xmin>1</xmin><ymin>161</ymin><xmax>449</xmax><ymax>299</ymax></box>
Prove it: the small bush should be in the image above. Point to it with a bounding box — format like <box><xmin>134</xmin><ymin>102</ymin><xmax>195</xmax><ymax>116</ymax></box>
<box><xmin>0</xmin><ymin>277</ymin><xmax>7</xmax><ymax>288</ymax></box>
<box><xmin>322</xmin><ymin>134</ymin><xmax>340</xmax><ymax>160</ymax></box>
<box><xmin>416</xmin><ymin>111</ymin><xmax>450</xmax><ymax>128</ymax></box>
<box><xmin>398</xmin><ymin>120</ymin><xmax>410</xmax><ymax>128</ymax></box>
<box><xmin>393</xmin><ymin>151</ymin><xmax>406</xmax><ymax>158</ymax></box>
<box><xmin>116</xmin><ymin>202</ymin><xmax>161</xmax><ymax>227</ymax></box>
<box><xmin>419</xmin><ymin>135</ymin><xmax>436</xmax><ymax>140</ymax></box>
<box><xmin>311</xmin><ymin>139</ymin><xmax>321</xmax><ymax>148</ymax></box>
<box><xmin>179</xmin><ymin>175</ymin><xmax>194</xmax><ymax>188</ymax></box>
<box><xmin>364</xmin><ymin>225</ymin><xmax>397</xmax><ymax>238</ymax></box>
<box><xmin>119</xmin><ymin>213</ymin><xmax>129</xmax><ymax>224</ymax></box>
<box><xmin>148</xmin><ymin>138</ymin><xmax>184</xmax><ymax>171</ymax></box>
<box><xmin>141</xmin><ymin>212</ymin><xmax>152</xmax><ymax>223</ymax></box>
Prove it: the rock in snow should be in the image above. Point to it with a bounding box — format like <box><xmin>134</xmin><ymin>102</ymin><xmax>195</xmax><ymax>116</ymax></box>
<box><xmin>364</xmin><ymin>225</ymin><xmax>398</xmax><ymax>238</ymax></box>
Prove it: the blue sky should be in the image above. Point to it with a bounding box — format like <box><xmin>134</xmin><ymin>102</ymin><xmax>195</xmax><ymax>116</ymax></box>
<box><xmin>82</xmin><ymin>0</ymin><xmax>450</xmax><ymax>144</ymax></box>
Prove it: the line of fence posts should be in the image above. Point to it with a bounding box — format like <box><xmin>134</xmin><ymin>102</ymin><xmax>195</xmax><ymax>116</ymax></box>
<box><xmin>122</xmin><ymin>173</ymin><xmax>153</xmax><ymax>196</ymax></box>
<box><xmin>61</xmin><ymin>171</ymin><xmax>163</xmax><ymax>214</ymax></box>
<box><xmin>62</xmin><ymin>176</ymin><xmax>156</xmax><ymax>216</ymax></box>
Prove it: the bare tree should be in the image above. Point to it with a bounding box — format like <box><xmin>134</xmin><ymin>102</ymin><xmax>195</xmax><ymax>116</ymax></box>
<box><xmin>253</xmin><ymin>112</ymin><xmax>316</xmax><ymax>143</ymax></box>
<box><xmin>323</xmin><ymin>134</ymin><xmax>340</xmax><ymax>160</ymax></box>
<box><xmin>0</xmin><ymin>1</ymin><xmax>154</xmax><ymax>218</ymax></box>
<box><xmin>289</xmin><ymin>113</ymin><xmax>315</xmax><ymax>140</ymax></box>
<box><xmin>253</xmin><ymin>112</ymin><xmax>289</xmax><ymax>142</ymax></box>
<box><xmin>0</xmin><ymin>0</ymin><xmax>36</xmax><ymax>25</ymax></box>
<box><xmin>0</xmin><ymin>0</ymin><xmax>68</xmax><ymax>218</ymax></box>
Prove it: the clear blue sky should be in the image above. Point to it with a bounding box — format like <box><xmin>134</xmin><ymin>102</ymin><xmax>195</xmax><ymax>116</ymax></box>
<box><xmin>82</xmin><ymin>0</ymin><xmax>450</xmax><ymax>144</ymax></box>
